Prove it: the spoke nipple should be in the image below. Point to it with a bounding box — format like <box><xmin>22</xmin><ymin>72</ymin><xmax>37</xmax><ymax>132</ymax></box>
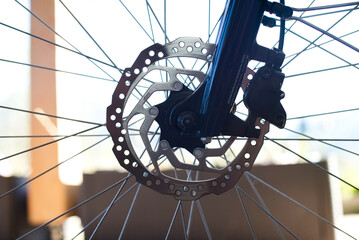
<box><xmin>149</xmin><ymin>107</ymin><xmax>159</xmax><ymax>116</ymax></box>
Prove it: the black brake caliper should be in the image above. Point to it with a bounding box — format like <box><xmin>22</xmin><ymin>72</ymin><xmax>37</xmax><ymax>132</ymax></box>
<box><xmin>243</xmin><ymin>64</ymin><xmax>286</xmax><ymax>129</ymax></box>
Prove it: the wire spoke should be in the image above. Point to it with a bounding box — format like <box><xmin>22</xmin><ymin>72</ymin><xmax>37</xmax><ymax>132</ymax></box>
<box><xmin>290</xmin><ymin>16</ymin><xmax>359</xmax><ymax>53</ymax></box>
<box><xmin>247</xmin><ymin>172</ymin><xmax>358</xmax><ymax>239</ymax></box>
<box><xmin>146</xmin><ymin>1</ymin><xmax>155</xmax><ymax>41</ymax></box>
<box><xmin>165</xmin><ymin>200</ymin><xmax>182</xmax><ymax>240</ymax></box>
<box><xmin>15</xmin><ymin>0</ymin><xmax>119</xmax><ymax>81</ymax></box>
<box><xmin>179</xmin><ymin>201</ymin><xmax>189</xmax><ymax>240</ymax></box>
<box><xmin>164</xmin><ymin>0</ymin><xmax>167</xmax><ymax>43</ymax></box>
<box><xmin>0</xmin><ymin>124</ymin><xmax>104</xmax><ymax>162</ymax></box>
<box><xmin>266</xmin><ymin>138</ymin><xmax>359</xmax><ymax>142</ymax></box>
<box><xmin>89</xmin><ymin>176</ymin><xmax>131</xmax><ymax>240</ymax></box>
<box><xmin>0</xmin><ymin>134</ymin><xmax>110</xmax><ymax>138</ymax></box>
<box><xmin>17</xmin><ymin>174</ymin><xmax>133</xmax><ymax>240</ymax></box>
<box><xmin>286</xmin><ymin>62</ymin><xmax>359</xmax><ymax>78</ymax></box>
<box><xmin>186</xmin><ymin>200</ymin><xmax>195</xmax><ymax>237</ymax></box>
<box><xmin>0</xmin><ymin>58</ymin><xmax>114</xmax><ymax>82</ymax></box>
<box><xmin>266</xmin><ymin>136</ymin><xmax>359</xmax><ymax>191</ymax></box>
<box><xmin>284</xmin><ymin>128</ymin><xmax>359</xmax><ymax>157</ymax></box>
<box><xmin>208</xmin><ymin>0</ymin><xmax>211</xmax><ymax>40</ymax></box>
<box><xmin>58</xmin><ymin>0</ymin><xmax>121</xmax><ymax>73</ymax></box>
<box><xmin>0</xmin><ymin>105</ymin><xmax>103</xmax><ymax>126</ymax></box>
<box><xmin>0</xmin><ymin>136</ymin><xmax>109</xmax><ymax>199</ymax></box>
<box><xmin>195</xmin><ymin>200</ymin><xmax>212</xmax><ymax>240</ymax></box>
<box><xmin>0</xmin><ymin>22</ymin><xmax>118</xmax><ymax>73</ymax></box>
<box><xmin>234</xmin><ymin>185</ymin><xmax>257</xmax><ymax>240</ymax></box>
<box><xmin>292</xmin><ymin>1</ymin><xmax>359</xmax><ymax>12</ymax></box>
<box><xmin>288</xmin><ymin>107</ymin><xmax>359</xmax><ymax>120</ymax></box>
<box><xmin>285</xmin><ymin>27</ymin><xmax>359</xmax><ymax>71</ymax></box>
<box><xmin>118</xmin><ymin>0</ymin><xmax>154</xmax><ymax>42</ymax></box>
<box><xmin>179</xmin><ymin>8</ymin><xmax>224</xmax><ymax>83</ymax></box>
<box><xmin>72</xmin><ymin>146</ymin><xmax>172</xmax><ymax>239</ymax></box>
<box><xmin>244</xmin><ymin>173</ymin><xmax>285</xmax><ymax>240</ymax></box>
<box><xmin>238</xmin><ymin>186</ymin><xmax>300</xmax><ymax>240</ymax></box>
<box><xmin>283</xmin><ymin>5</ymin><xmax>358</xmax><ymax>69</ymax></box>
<box><xmin>71</xmin><ymin>181</ymin><xmax>138</xmax><ymax>240</ymax></box>
<box><xmin>208</xmin><ymin>11</ymin><xmax>224</xmax><ymax>41</ymax></box>
<box><xmin>284</xmin><ymin>28</ymin><xmax>359</xmax><ymax>61</ymax></box>
<box><xmin>146</xmin><ymin>1</ymin><xmax>170</xmax><ymax>43</ymax></box>
<box><xmin>144</xmin><ymin>2</ymin><xmax>194</xmax><ymax>74</ymax></box>
<box><xmin>118</xmin><ymin>184</ymin><xmax>142</xmax><ymax>239</ymax></box>
<box><xmin>301</xmin><ymin>7</ymin><xmax>359</xmax><ymax>19</ymax></box>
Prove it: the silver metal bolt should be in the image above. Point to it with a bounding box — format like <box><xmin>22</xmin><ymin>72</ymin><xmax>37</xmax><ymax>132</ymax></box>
<box><xmin>193</xmin><ymin>149</ymin><xmax>203</xmax><ymax>158</ymax></box>
<box><xmin>160</xmin><ymin>140</ymin><xmax>169</xmax><ymax>150</ymax></box>
<box><xmin>149</xmin><ymin>107</ymin><xmax>159</xmax><ymax>116</ymax></box>
<box><xmin>173</xmin><ymin>81</ymin><xmax>183</xmax><ymax>91</ymax></box>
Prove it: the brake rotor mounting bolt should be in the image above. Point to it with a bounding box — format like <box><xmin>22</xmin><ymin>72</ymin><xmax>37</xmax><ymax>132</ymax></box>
<box><xmin>160</xmin><ymin>140</ymin><xmax>169</xmax><ymax>150</ymax></box>
<box><xmin>193</xmin><ymin>149</ymin><xmax>203</xmax><ymax>158</ymax></box>
<box><xmin>149</xmin><ymin>107</ymin><xmax>159</xmax><ymax>116</ymax></box>
<box><xmin>173</xmin><ymin>81</ymin><xmax>183</xmax><ymax>91</ymax></box>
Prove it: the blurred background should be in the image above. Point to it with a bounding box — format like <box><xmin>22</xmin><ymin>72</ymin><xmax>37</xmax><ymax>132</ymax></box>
<box><xmin>0</xmin><ymin>0</ymin><xmax>358</xmax><ymax>239</ymax></box>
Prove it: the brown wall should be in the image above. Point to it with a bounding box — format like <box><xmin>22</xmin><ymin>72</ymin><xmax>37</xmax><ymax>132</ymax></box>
<box><xmin>78</xmin><ymin>162</ymin><xmax>334</xmax><ymax>239</ymax></box>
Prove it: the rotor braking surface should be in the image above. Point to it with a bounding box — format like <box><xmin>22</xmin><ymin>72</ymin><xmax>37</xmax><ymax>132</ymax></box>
<box><xmin>107</xmin><ymin>38</ymin><xmax>268</xmax><ymax>200</ymax></box>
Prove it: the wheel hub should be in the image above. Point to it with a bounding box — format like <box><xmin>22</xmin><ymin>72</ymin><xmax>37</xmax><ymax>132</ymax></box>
<box><xmin>155</xmin><ymin>86</ymin><xmax>205</xmax><ymax>153</ymax></box>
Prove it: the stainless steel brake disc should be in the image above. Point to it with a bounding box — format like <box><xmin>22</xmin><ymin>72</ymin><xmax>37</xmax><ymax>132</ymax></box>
<box><xmin>107</xmin><ymin>37</ymin><xmax>269</xmax><ymax>200</ymax></box>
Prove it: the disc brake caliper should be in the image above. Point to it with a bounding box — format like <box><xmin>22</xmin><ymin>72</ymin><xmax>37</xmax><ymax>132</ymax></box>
<box><xmin>243</xmin><ymin>64</ymin><xmax>286</xmax><ymax>129</ymax></box>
